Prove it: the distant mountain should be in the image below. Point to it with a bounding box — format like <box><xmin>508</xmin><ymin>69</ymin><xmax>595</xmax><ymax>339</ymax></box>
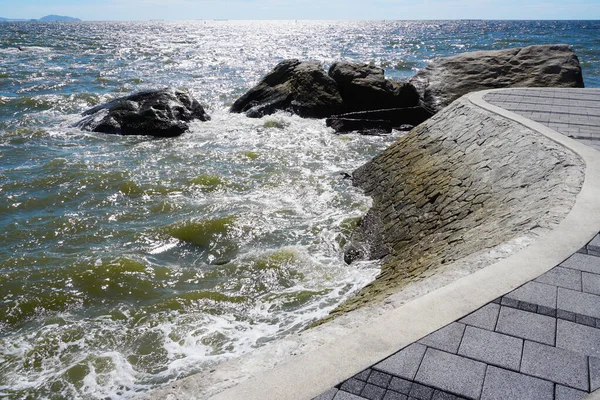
<box><xmin>38</xmin><ymin>15</ymin><xmax>81</xmax><ymax>22</ymax></box>
<box><xmin>0</xmin><ymin>15</ymin><xmax>81</xmax><ymax>22</ymax></box>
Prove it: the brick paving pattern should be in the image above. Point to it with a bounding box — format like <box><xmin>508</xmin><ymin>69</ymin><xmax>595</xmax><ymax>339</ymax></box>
<box><xmin>315</xmin><ymin>236</ymin><xmax>600</xmax><ymax>400</ymax></box>
<box><xmin>314</xmin><ymin>89</ymin><xmax>600</xmax><ymax>400</ymax></box>
<box><xmin>484</xmin><ymin>88</ymin><xmax>600</xmax><ymax>151</ymax></box>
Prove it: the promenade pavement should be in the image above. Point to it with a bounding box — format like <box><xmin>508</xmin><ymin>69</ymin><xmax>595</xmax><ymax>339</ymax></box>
<box><xmin>314</xmin><ymin>88</ymin><xmax>600</xmax><ymax>400</ymax></box>
<box><xmin>485</xmin><ymin>88</ymin><xmax>600</xmax><ymax>151</ymax></box>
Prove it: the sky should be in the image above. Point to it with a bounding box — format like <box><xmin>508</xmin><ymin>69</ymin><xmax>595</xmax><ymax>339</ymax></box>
<box><xmin>1</xmin><ymin>0</ymin><xmax>599</xmax><ymax>21</ymax></box>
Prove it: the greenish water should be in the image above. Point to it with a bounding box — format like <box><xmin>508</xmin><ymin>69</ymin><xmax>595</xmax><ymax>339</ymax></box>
<box><xmin>1</xmin><ymin>20</ymin><xmax>599</xmax><ymax>399</ymax></box>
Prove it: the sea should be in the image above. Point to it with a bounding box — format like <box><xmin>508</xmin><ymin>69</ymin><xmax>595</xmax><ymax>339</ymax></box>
<box><xmin>0</xmin><ymin>20</ymin><xmax>599</xmax><ymax>399</ymax></box>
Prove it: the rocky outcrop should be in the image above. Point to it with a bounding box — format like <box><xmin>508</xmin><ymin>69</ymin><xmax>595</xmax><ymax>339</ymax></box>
<box><xmin>231</xmin><ymin>45</ymin><xmax>584</xmax><ymax>132</ymax></box>
<box><xmin>328</xmin><ymin>62</ymin><xmax>420</xmax><ymax>112</ymax></box>
<box><xmin>230</xmin><ymin>59</ymin><xmax>344</xmax><ymax>118</ymax></box>
<box><xmin>410</xmin><ymin>44</ymin><xmax>584</xmax><ymax>112</ymax></box>
<box><xmin>230</xmin><ymin>60</ymin><xmax>421</xmax><ymax>122</ymax></box>
<box><xmin>333</xmin><ymin>95</ymin><xmax>583</xmax><ymax>315</ymax></box>
<box><xmin>76</xmin><ymin>88</ymin><xmax>210</xmax><ymax>137</ymax></box>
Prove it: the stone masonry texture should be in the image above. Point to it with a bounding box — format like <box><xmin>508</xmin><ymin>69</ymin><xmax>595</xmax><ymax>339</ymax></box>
<box><xmin>335</xmin><ymin>96</ymin><xmax>583</xmax><ymax>314</ymax></box>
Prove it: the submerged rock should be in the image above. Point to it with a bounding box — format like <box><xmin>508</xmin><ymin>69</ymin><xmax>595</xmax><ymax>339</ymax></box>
<box><xmin>410</xmin><ymin>44</ymin><xmax>584</xmax><ymax>112</ymax></box>
<box><xmin>230</xmin><ymin>59</ymin><xmax>344</xmax><ymax>118</ymax></box>
<box><xmin>328</xmin><ymin>62</ymin><xmax>420</xmax><ymax>112</ymax></box>
<box><xmin>76</xmin><ymin>88</ymin><xmax>210</xmax><ymax>137</ymax></box>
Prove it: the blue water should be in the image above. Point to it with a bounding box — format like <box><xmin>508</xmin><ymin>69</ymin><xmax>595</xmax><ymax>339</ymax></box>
<box><xmin>0</xmin><ymin>20</ymin><xmax>598</xmax><ymax>399</ymax></box>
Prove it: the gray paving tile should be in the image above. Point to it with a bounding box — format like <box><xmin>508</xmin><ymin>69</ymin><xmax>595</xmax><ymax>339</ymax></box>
<box><xmin>576</xmin><ymin>313</ymin><xmax>596</xmax><ymax>327</ymax></box>
<box><xmin>418</xmin><ymin>323</ymin><xmax>466</xmax><ymax>354</ymax></box>
<box><xmin>500</xmin><ymin>296</ymin><xmax>518</xmax><ymax>308</ymax></box>
<box><xmin>459</xmin><ymin>303</ymin><xmax>500</xmax><ymax>331</ymax></box>
<box><xmin>340</xmin><ymin>379</ymin><xmax>367</xmax><ymax>396</ymax></box>
<box><xmin>504</xmin><ymin>281</ymin><xmax>557</xmax><ymax>309</ymax></box>
<box><xmin>535</xmin><ymin>266</ymin><xmax>582</xmax><ymax>291</ymax></box>
<box><xmin>458</xmin><ymin>325</ymin><xmax>523</xmax><ymax>370</ymax></box>
<box><xmin>431</xmin><ymin>391</ymin><xmax>466</xmax><ymax>400</ymax></box>
<box><xmin>383</xmin><ymin>391</ymin><xmax>408</xmax><ymax>400</ymax></box>
<box><xmin>479</xmin><ymin>366</ymin><xmax>554</xmax><ymax>400</ymax></box>
<box><xmin>583</xmin><ymin>271</ymin><xmax>600</xmax><ymax>296</ymax></box>
<box><xmin>590</xmin><ymin>356</ymin><xmax>600</xmax><ymax>391</ymax></box>
<box><xmin>561</xmin><ymin>253</ymin><xmax>600</xmax><ymax>274</ymax></box>
<box><xmin>590</xmin><ymin>235</ymin><xmax>600</xmax><ymax>255</ymax></box>
<box><xmin>558</xmin><ymin>309</ymin><xmax>577</xmax><ymax>322</ymax></box>
<box><xmin>334</xmin><ymin>391</ymin><xmax>365</xmax><ymax>400</ymax></box>
<box><xmin>555</xmin><ymin>385</ymin><xmax>588</xmax><ymax>400</ymax></box>
<box><xmin>368</xmin><ymin>370</ymin><xmax>393</xmax><ymax>388</ymax></box>
<box><xmin>355</xmin><ymin>369</ymin><xmax>372</xmax><ymax>381</ymax></box>
<box><xmin>538</xmin><ymin>305</ymin><xmax>557</xmax><ymax>317</ymax></box>
<box><xmin>315</xmin><ymin>388</ymin><xmax>339</xmax><ymax>400</ymax></box>
<box><xmin>362</xmin><ymin>383</ymin><xmax>387</xmax><ymax>400</ymax></box>
<box><xmin>389</xmin><ymin>377</ymin><xmax>412</xmax><ymax>395</ymax></box>
<box><xmin>409</xmin><ymin>383</ymin><xmax>434</xmax><ymax>400</ymax></box>
<box><xmin>517</xmin><ymin>301</ymin><xmax>537</xmax><ymax>313</ymax></box>
<box><xmin>558</xmin><ymin>287</ymin><xmax>600</xmax><ymax>319</ymax></box>
<box><xmin>495</xmin><ymin>306</ymin><xmax>556</xmax><ymax>345</ymax></box>
<box><xmin>414</xmin><ymin>348</ymin><xmax>486</xmax><ymax>399</ymax></box>
<box><xmin>353</xmin><ymin>368</ymin><xmax>373</xmax><ymax>381</ymax></box>
<box><xmin>557</xmin><ymin>319</ymin><xmax>600</xmax><ymax>358</ymax></box>
<box><xmin>520</xmin><ymin>340</ymin><xmax>589</xmax><ymax>391</ymax></box>
<box><xmin>374</xmin><ymin>343</ymin><xmax>427</xmax><ymax>380</ymax></box>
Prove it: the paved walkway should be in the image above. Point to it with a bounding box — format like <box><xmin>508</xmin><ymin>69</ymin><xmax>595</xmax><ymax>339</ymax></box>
<box><xmin>484</xmin><ymin>88</ymin><xmax>600</xmax><ymax>151</ymax></box>
<box><xmin>314</xmin><ymin>89</ymin><xmax>600</xmax><ymax>400</ymax></box>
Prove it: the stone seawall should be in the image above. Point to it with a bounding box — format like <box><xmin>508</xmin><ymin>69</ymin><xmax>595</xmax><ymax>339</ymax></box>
<box><xmin>335</xmin><ymin>95</ymin><xmax>584</xmax><ymax>316</ymax></box>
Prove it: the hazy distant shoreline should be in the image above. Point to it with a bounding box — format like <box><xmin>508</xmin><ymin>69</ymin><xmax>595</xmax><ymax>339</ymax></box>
<box><xmin>0</xmin><ymin>14</ymin><xmax>81</xmax><ymax>22</ymax></box>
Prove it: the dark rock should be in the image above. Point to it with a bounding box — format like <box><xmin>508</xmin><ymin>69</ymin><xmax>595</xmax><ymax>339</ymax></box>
<box><xmin>230</xmin><ymin>59</ymin><xmax>344</xmax><ymax>118</ymax></box>
<box><xmin>410</xmin><ymin>44</ymin><xmax>584</xmax><ymax>112</ymax></box>
<box><xmin>326</xmin><ymin>117</ymin><xmax>392</xmax><ymax>135</ymax></box>
<box><xmin>331</xmin><ymin>107</ymin><xmax>433</xmax><ymax>129</ymax></box>
<box><xmin>344</xmin><ymin>247</ymin><xmax>364</xmax><ymax>264</ymax></box>
<box><xmin>76</xmin><ymin>88</ymin><xmax>210</xmax><ymax>137</ymax></box>
<box><xmin>328</xmin><ymin>62</ymin><xmax>420</xmax><ymax>112</ymax></box>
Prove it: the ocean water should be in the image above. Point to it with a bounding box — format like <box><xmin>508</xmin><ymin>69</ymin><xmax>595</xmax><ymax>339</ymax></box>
<box><xmin>0</xmin><ymin>20</ymin><xmax>598</xmax><ymax>399</ymax></box>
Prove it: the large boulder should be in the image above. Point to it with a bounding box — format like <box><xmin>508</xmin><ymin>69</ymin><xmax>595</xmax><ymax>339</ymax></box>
<box><xmin>328</xmin><ymin>62</ymin><xmax>420</xmax><ymax>112</ymax></box>
<box><xmin>410</xmin><ymin>44</ymin><xmax>584</xmax><ymax>112</ymax></box>
<box><xmin>76</xmin><ymin>88</ymin><xmax>210</xmax><ymax>137</ymax></box>
<box><xmin>230</xmin><ymin>59</ymin><xmax>344</xmax><ymax>118</ymax></box>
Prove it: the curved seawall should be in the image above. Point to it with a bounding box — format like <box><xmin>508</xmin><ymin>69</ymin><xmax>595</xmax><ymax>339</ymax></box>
<box><xmin>145</xmin><ymin>91</ymin><xmax>590</xmax><ymax>399</ymax></box>
<box><xmin>336</xmin><ymin>95</ymin><xmax>583</xmax><ymax>315</ymax></box>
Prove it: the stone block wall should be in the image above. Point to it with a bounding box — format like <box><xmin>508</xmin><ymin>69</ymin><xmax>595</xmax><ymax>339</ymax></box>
<box><xmin>335</xmin><ymin>96</ymin><xmax>584</xmax><ymax>316</ymax></box>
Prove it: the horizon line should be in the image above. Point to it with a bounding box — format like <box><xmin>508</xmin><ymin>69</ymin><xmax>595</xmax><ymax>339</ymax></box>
<box><xmin>2</xmin><ymin>18</ymin><xmax>600</xmax><ymax>22</ymax></box>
